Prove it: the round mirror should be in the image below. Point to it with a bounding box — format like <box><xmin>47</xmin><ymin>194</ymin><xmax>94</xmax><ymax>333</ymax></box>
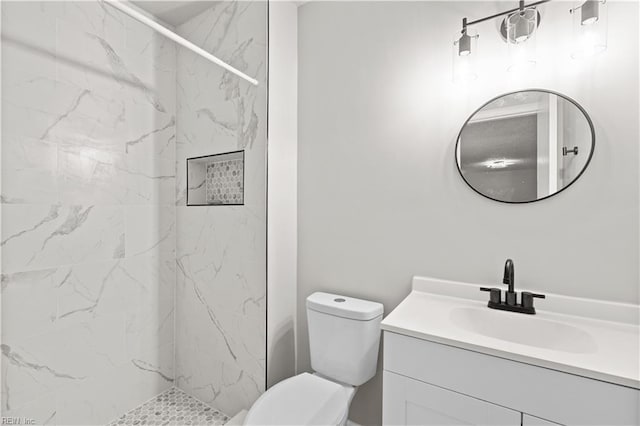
<box><xmin>455</xmin><ymin>90</ymin><xmax>595</xmax><ymax>203</ymax></box>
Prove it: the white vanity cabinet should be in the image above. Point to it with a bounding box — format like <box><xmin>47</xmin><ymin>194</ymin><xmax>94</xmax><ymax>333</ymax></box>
<box><xmin>383</xmin><ymin>370</ymin><xmax>521</xmax><ymax>425</ymax></box>
<box><xmin>382</xmin><ymin>331</ymin><xmax>639</xmax><ymax>426</ymax></box>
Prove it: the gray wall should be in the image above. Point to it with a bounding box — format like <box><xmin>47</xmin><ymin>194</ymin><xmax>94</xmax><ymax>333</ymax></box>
<box><xmin>267</xmin><ymin>1</ymin><xmax>299</xmax><ymax>389</ymax></box>
<box><xmin>297</xmin><ymin>2</ymin><xmax>639</xmax><ymax>425</ymax></box>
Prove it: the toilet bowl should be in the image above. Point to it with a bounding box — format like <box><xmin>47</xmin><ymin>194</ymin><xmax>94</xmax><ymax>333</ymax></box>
<box><xmin>244</xmin><ymin>292</ymin><xmax>383</xmax><ymax>426</ymax></box>
<box><xmin>243</xmin><ymin>373</ymin><xmax>355</xmax><ymax>425</ymax></box>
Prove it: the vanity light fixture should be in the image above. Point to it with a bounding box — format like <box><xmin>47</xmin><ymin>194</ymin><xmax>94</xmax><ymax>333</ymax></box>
<box><xmin>456</xmin><ymin>18</ymin><xmax>474</xmax><ymax>56</ymax></box>
<box><xmin>453</xmin><ymin>0</ymin><xmax>549</xmax><ymax>81</ymax></box>
<box><xmin>579</xmin><ymin>0</ymin><xmax>600</xmax><ymax>25</ymax></box>
<box><xmin>570</xmin><ymin>0</ymin><xmax>607</xmax><ymax>58</ymax></box>
<box><xmin>452</xmin><ymin>18</ymin><xmax>479</xmax><ymax>83</ymax></box>
<box><xmin>452</xmin><ymin>0</ymin><xmax>608</xmax><ymax>81</ymax></box>
<box><xmin>506</xmin><ymin>5</ymin><xmax>538</xmax><ymax>72</ymax></box>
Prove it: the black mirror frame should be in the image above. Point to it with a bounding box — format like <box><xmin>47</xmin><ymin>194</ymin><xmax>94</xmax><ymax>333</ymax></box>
<box><xmin>454</xmin><ymin>88</ymin><xmax>596</xmax><ymax>204</ymax></box>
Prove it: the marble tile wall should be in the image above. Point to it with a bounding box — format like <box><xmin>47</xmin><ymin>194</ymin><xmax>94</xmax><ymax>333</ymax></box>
<box><xmin>1</xmin><ymin>2</ymin><xmax>176</xmax><ymax>424</ymax></box>
<box><xmin>174</xmin><ymin>1</ymin><xmax>267</xmax><ymax>417</ymax></box>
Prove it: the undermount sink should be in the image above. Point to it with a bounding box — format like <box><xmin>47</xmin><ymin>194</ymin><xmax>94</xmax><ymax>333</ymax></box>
<box><xmin>450</xmin><ymin>306</ymin><xmax>598</xmax><ymax>354</ymax></box>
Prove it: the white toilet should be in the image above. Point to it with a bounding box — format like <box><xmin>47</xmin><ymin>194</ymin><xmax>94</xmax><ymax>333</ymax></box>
<box><xmin>244</xmin><ymin>292</ymin><xmax>384</xmax><ymax>425</ymax></box>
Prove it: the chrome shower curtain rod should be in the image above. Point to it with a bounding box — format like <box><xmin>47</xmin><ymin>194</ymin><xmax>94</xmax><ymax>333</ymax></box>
<box><xmin>104</xmin><ymin>1</ymin><xmax>259</xmax><ymax>86</ymax></box>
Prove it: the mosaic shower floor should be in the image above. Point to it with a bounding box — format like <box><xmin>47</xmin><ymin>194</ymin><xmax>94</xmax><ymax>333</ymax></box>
<box><xmin>108</xmin><ymin>387</ymin><xmax>229</xmax><ymax>426</ymax></box>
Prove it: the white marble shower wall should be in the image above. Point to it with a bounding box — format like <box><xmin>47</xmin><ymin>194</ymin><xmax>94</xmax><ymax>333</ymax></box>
<box><xmin>174</xmin><ymin>1</ymin><xmax>267</xmax><ymax>417</ymax></box>
<box><xmin>1</xmin><ymin>2</ymin><xmax>176</xmax><ymax>424</ymax></box>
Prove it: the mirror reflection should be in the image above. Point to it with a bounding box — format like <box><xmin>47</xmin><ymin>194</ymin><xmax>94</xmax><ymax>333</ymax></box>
<box><xmin>456</xmin><ymin>90</ymin><xmax>594</xmax><ymax>203</ymax></box>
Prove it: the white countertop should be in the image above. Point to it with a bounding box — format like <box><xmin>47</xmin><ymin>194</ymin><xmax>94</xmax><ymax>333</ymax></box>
<box><xmin>381</xmin><ymin>276</ymin><xmax>640</xmax><ymax>389</ymax></box>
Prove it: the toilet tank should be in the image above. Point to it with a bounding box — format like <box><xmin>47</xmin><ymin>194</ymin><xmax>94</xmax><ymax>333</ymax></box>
<box><xmin>306</xmin><ymin>292</ymin><xmax>384</xmax><ymax>386</ymax></box>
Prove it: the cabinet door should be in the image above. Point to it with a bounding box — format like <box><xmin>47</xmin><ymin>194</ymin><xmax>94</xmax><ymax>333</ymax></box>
<box><xmin>383</xmin><ymin>371</ymin><xmax>521</xmax><ymax>426</ymax></box>
<box><xmin>523</xmin><ymin>414</ymin><xmax>563</xmax><ymax>426</ymax></box>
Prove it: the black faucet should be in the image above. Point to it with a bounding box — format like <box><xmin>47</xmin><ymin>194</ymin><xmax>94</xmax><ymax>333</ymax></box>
<box><xmin>480</xmin><ymin>259</ymin><xmax>546</xmax><ymax>315</ymax></box>
<box><xmin>503</xmin><ymin>258</ymin><xmax>514</xmax><ymax>293</ymax></box>
<box><xmin>503</xmin><ymin>259</ymin><xmax>516</xmax><ymax>306</ymax></box>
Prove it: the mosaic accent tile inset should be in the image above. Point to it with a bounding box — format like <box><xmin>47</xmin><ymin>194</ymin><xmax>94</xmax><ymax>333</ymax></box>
<box><xmin>206</xmin><ymin>158</ymin><xmax>244</xmax><ymax>205</ymax></box>
<box><xmin>108</xmin><ymin>387</ymin><xmax>229</xmax><ymax>426</ymax></box>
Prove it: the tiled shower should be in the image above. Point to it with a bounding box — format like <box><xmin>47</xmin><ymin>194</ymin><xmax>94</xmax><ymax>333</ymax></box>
<box><xmin>0</xmin><ymin>1</ymin><xmax>267</xmax><ymax>424</ymax></box>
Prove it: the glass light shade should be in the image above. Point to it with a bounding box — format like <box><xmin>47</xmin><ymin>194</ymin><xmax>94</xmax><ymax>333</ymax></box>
<box><xmin>506</xmin><ymin>7</ymin><xmax>538</xmax><ymax>72</ymax></box>
<box><xmin>571</xmin><ymin>0</ymin><xmax>607</xmax><ymax>59</ymax></box>
<box><xmin>452</xmin><ymin>28</ymin><xmax>478</xmax><ymax>83</ymax></box>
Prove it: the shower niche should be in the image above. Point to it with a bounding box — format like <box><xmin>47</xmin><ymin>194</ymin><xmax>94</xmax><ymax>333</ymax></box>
<box><xmin>187</xmin><ymin>151</ymin><xmax>245</xmax><ymax>206</ymax></box>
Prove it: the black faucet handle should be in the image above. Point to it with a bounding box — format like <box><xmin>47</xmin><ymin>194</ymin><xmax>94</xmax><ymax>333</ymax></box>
<box><xmin>480</xmin><ymin>287</ymin><xmax>501</xmax><ymax>305</ymax></box>
<box><xmin>521</xmin><ymin>291</ymin><xmax>546</xmax><ymax>310</ymax></box>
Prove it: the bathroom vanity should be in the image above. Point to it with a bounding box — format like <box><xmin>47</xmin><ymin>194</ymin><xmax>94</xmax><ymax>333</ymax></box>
<box><xmin>381</xmin><ymin>277</ymin><xmax>640</xmax><ymax>426</ymax></box>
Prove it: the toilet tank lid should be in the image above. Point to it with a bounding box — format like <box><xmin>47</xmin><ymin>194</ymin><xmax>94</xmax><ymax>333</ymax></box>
<box><xmin>306</xmin><ymin>292</ymin><xmax>383</xmax><ymax>321</ymax></box>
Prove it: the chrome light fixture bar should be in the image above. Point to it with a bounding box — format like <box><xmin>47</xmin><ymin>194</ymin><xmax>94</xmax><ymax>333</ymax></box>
<box><xmin>459</xmin><ymin>0</ymin><xmax>550</xmax><ymax>39</ymax></box>
<box><xmin>105</xmin><ymin>0</ymin><xmax>259</xmax><ymax>86</ymax></box>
